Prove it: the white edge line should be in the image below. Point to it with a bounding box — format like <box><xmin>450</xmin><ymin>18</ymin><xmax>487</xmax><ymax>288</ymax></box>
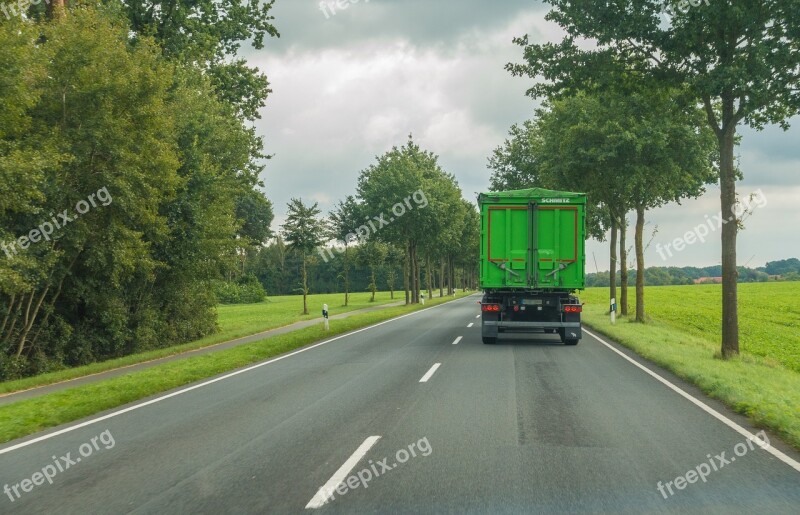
<box><xmin>0</xmin><ymin>297</ymin><xmax>475</xmax><ymax>456</ymax></box>
<box><xmin>584</xmin><ymin>328</ymin><xmax>800</xmax><ymax>473</ymax></box>
<box><xmin>467</xmin><ymin>322</ymin><xmax>474</xmax><ymax>328</ymax></box>
<box><xmin>305</xmin><ymin>435</ymin><xmax>381</xmax><ymax>509</ymax></box>
<box><xmin>452</xmin><ymin>336</ymin><xmax>463</xmax><ymax>345</ymax></box>
<box><xmin>419</xmin><ymin>363</ymin><xmax>441</xmax><ymax>383</ymax></box>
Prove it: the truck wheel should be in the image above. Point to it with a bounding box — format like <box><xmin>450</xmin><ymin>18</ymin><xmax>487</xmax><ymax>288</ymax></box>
<box><xmin>482</xmin><ymin>337</ymin><xmax>497</xmax><ymax>345</ymax></box>
<box><xmin>564</xmin><ymin>339</ymin><xmax>579</xmax><ymax>346</ymax></box>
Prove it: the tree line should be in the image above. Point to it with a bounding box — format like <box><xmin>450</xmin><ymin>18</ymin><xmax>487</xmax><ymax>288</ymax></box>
<box><xmin>496</xmin><ymin>1</ymin><xmax>799</xmax><ymax>360</ymax></box>
<box><xmin>586</xmin><ymin>260</ymin><xmax>800</xmax><ymax>288</ymax></box>
<box><xmin>0</xmin><ymin>2</ymin><xmax>278</xmax><ymax>379</ymax></box>
<box><xmin>230</xmin><ymin>137</ymin><xmax>480</xmax><ymax>315</ymax></box>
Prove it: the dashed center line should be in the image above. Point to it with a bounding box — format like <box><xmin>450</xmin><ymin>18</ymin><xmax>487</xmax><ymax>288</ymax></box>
<box><xmin>475</xmin><ymin>314</ymin><xmax>480</xmax><ymax>318</ymax></box>
<box><xmin>305</xmin><ymin>436</ymin><xmax>381</xmax><ymax>509</ymax></box>
<box><xmin>467</xmin><ymin>322</ymin><xmax>474</xmax><ymax>328</ymax></box>
<box><xmin>452</xmin><ymin>336</ymin><xmax>462</xmax><ymax>345</ymax></box>
<box><xmin>419</xmin><ymin>363</ymin><xmax>441</xmax><ymax>383</ymax></box>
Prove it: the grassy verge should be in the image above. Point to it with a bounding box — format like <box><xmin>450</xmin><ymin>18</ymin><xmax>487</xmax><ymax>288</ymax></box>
<box><xmin>580</xmin><ymin>300</ymin><xmax>800</xmax><ymax>450</ymax></box>
<box><xmin>0</xmin><ymin>291</ymin><xmax>474</xmax><ymax>445</ymax></box>
<box><xmin>581</xmin><ymin>283</ymin><xmax>800</xmax><ymax>372</ymax></box>
<box><xmin>0</xmin><ymin>291</ymin><xmax>404</xmax><ymax>395</ymax></box>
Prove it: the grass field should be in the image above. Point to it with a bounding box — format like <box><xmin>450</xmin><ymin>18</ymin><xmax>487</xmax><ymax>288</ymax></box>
<box><xmin>578</xmin><ymin>281</ymin><xmax>800</xmax><ymax>449</ymax></box>
<box><xmin>580</xmin><ymin>282</ymin><xmax>800</xmax><ymax>372</ymax></box>
<box><xmin>216</xmin><ymin>290</ymin><xmax>403</xmax><ymax>340</ymax></box>
<box><xmin>0</xmin><ymin>291</ymin><xmax>411</xmax><ymax>394</ymax></box>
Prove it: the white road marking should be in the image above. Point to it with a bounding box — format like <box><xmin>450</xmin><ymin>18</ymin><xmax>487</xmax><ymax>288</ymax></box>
<box><xmin>0</xmin><ymin>297</ymin><xmax>479</xmax><ymax>455</ymax></box>
<box><xmin>584</xmin><ymin>328</ymin><xmax>800</xmax><ymax>473</ymax></box>
<box><xmin>467</xmin><ymin>322</ymin><xmax>474</xmax><ymax>328</ymax></box>
<box><xmin>452</xmin><ymin>336</ymin><xmax>462</xmax><ymax>345</ymax></box>
<box><xmin>419</xmin><ymin>363</ymin><xmax>441</xmax><ymax>383</ymax></box>
<box><xmin>475</xmin><ymin>315</ymin><xmax>480</xmax><ymax>318</ymax></box>
<box><xmin>305</xmin><ymin>436</ymin><xmax>381</xmax><ymax>509</ymax></box>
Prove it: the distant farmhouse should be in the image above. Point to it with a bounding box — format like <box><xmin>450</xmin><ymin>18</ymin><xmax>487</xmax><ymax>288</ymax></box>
<box><xmin>694</xmin><ymin>277</ymin><xmax>723</xmax><ymax>284</ymax></box>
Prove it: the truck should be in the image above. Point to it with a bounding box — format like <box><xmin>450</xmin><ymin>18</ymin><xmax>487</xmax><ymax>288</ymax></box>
<box><xmin>478</xmin><ymin>187</ymin><xmax>586</xmax><ymax>345</ymax></box>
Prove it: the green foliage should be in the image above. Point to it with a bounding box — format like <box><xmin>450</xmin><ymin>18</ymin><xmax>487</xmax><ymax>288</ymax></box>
<box><xmin>282</xmin><ymin>198</ymin><xmax>325</xmax><ymax>256</ymax></box>
<box><xmin>507</xmin><ymin>0</ymin><xmax>800</xmax><ymax>351</ymax></box>
<box><xmin>120</xmin><ymin>0</ymin><xmax>280</xmax><ymax>120</ymax></box>
<box><xmin>357</xmin><ymin>136</ymin><xmax>473</xmax><ymax>301</ymax></box>
<box><xmin>586</xmin><ymin>264</ymin><xmax>780</xmax><ymax>287</ymax></box>
<box><xmin>0</xmin><ymin>7</ymin><xmax>275</xmax><ymax>380</ymax></box>
<box><xmin>214</xmin><ymin>275</ymin><xmax>267</xmax><ymax>305</ymax></box>
<box><xmin>281</xmin><ymin>198</ymin><xmax>325</xmax><ymax>314</ymax></box>
<box><xmin>763</xmin><ymin>258</ymin><xmax>800</xmax><ymax>276</ymax></box>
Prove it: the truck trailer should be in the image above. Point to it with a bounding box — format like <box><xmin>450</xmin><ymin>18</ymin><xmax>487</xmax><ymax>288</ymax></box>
<box><xmin>478</xmin><ymin>187</ymin><xmax>586</xmax><ymax>345</ymax></box>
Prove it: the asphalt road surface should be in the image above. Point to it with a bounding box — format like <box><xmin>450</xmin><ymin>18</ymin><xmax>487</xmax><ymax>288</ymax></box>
<box><xmin>1</xmin><ymin>294</ymin><xmax>798</xmax><ymax>514</ymax></box>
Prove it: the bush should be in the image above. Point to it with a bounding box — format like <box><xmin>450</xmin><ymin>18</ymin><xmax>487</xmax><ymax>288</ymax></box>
<box><xmin>214</xmin><ymin>275</ymin><xmax>267</xmax><ymax>304</ymax></box>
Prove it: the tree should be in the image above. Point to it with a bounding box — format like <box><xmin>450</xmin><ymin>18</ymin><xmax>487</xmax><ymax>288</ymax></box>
<box><xmin>117</xmin><ymin>0</ymin><xmax>280</xmax><ymax>121</ymax></box>
<box><xmin>326</xmin><ymin>196</ymin><xmax>362</xmax><ymax>306</ymax></box>
<box><xmin>357</xmin><ymin>136</ymin><xmax>463</xmax><ymax>305</ymax></box>
<box><xmin>384</xmin><ymin>244</ymin><xmax>404</xmax><ymax>299</ymax></box>
<box><xmin>507</xmin><ymin>0</ymin><xmax>800</xmax><ymax>354</ymax></box>
<box><xmin>282</xmin><ymin>198</ymin><xmax>325</xmax><ymax>315</ymax></box>
<box><xmin>236</xmin><ymin>189</ymin><xmax>274</xmax><ymax>246</ymax></box>
<box><xmin>488</xmin><ymin>119</ymin><xmax>612</xmax><ymax>300</ymax></box>
<box><xmin>357</xmin><ymin>241</ymin><xmax>387</xmax><ymax>302</ymax></box>
<box><xmin>533</xmin><ymin>91</ymin><xmax>716</xmax><ymax>321</ymax></box>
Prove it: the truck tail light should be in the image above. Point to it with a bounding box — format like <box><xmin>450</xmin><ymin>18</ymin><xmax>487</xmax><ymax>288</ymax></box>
<box><xmin>481</xmin><ymin>304</ymin><xmax>501</xmax><ymax>312</ymax></box>
<box><xmin>563</xmin><ymin>305</ymin><xmax>582</xmax><ymax>313</ymax></box>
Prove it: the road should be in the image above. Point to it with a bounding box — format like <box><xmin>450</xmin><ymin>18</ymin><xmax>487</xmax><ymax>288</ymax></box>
<box><xmin>1</xmin><ymin>294</ymin><xmax>798</xmax><ymax>514</ymax></box>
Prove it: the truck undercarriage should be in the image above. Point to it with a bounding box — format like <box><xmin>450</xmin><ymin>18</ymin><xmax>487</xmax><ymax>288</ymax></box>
<box><xmin>480</xmin><ymin>288</ymin><xmax>582</xmax><ymax>345</ymax></box>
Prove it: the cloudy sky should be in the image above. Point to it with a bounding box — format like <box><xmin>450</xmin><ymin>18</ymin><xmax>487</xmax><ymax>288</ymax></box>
<box><xmin>244</xmin><ymin>0</ymin><xmax>800</xmax><ymax>270</ymax></box>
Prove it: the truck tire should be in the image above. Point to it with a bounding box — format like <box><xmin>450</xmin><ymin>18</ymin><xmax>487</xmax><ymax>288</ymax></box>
<box><xmin>564</xmin><ymin>339</ymin><xmax>579</xmax><ymax>346</ymax></box>
<box><xmin>482</xmin><ymin>337</ymin><xmax>497</xmax><ymax>345</ymax></box>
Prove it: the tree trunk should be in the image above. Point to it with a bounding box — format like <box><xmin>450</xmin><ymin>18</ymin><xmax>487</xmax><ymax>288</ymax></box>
<box><xmin>635</xmin><ymin>205</ymin><xmax>646</xmax><ymax>323</ymax></box>
<box><xmin>404</xmin><ymin>243</ymin><xmax>410</xmax><ymax>305</ymax></box>
<box><xmin>412</xmin><ymin>242</ymin><xmax>420</xmax><ymax>303</ymax></box>
<box><xmin>343</xmin><ymin>245</ymin><xmax>349</xmax><ymax>306</ymax></box>
<box><xmin>369</xmin><ymin>265</ymin><xmax>376</xmax><ymax>302</ymax></box>
<box><xmin>449</xmin><ymin>256</ymin><xmax>456</xmax><ymax>295</ymax></box>
<box><xmin>619</xmin><ymin>214</ymin><xmax>629</xmax><ymax>316</ymax></box>
<box><xmin>48</xmin><ymin>0</ymin><xmax>67</xmax><ymax>19</ymax></box>
<box><xmin>302</xmin><ymin>254</ymin><xmax>309</xmax><ymax>315</ymax></box>
<box><xmin>412</xmin><ymin>243</ymin><xmax>417</xmax><ymax>304</ymax></box>
<box><xmin>0</xmin><ymin>293</ymin><xmax>15</xmax><ymax>338</ymax></box>
<box><xmin>609</xmin><ymin>222</ymin><xmax>618</xmax><ymax>312</ymax></box>
<box><xmin>439</xmin><ymin>259</ymin><xmax>445</xmax><ymax>298</ymax></box>
<box><xmin>426</xmin><ymin>255</ymin><xmax>433</xmax><ymax>300</ymax></box>
<box><xmin>719</xmin><ymin>124</ymin><xmax>739</xmax><ymax>357</ymax></box>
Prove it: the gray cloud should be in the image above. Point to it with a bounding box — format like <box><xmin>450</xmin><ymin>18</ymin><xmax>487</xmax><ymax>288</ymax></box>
<box><xmin>250</xmin><ymin>0</ymin><xmax>799</xmax><ymax>267</ymax></box>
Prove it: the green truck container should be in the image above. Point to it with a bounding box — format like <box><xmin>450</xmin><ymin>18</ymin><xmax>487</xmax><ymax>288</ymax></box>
<box><xmin>478</xmin><ymin>187</ymin><xmax>586</xmax><ymax>345</ymax></box>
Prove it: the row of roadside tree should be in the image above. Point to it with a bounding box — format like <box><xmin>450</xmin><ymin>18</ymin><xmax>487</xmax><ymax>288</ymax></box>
<box><xmin>236</xmin><ymin>137</ymin><xmax>480</xmax><ymax>315</ymax></box>
<box><xmin>1</xmin><ymin>3</ymin><xmax>279</xmax><ymax>379</ymax></box>
<box><xmin>492</xmin><ymin>1</ymin><xmax>800</xmax><ymax>360</ymax></box>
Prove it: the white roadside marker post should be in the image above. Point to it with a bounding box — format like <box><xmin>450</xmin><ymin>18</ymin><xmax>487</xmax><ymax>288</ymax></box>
<box><xmin>323</xmin><ymin>303</ymin><xmax>329</xmax><ymax>330</ymax></box>
<box><xmin>610</xmin><ymin>298</ymin><xmax>616</xmax><ymax>325</ymax></box>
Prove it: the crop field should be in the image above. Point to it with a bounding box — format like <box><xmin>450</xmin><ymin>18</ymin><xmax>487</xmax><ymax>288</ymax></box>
<box><xmin>580</xmin><ymin>282</ymin><xmax>800</xmax><ymax>373</ymax></box>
